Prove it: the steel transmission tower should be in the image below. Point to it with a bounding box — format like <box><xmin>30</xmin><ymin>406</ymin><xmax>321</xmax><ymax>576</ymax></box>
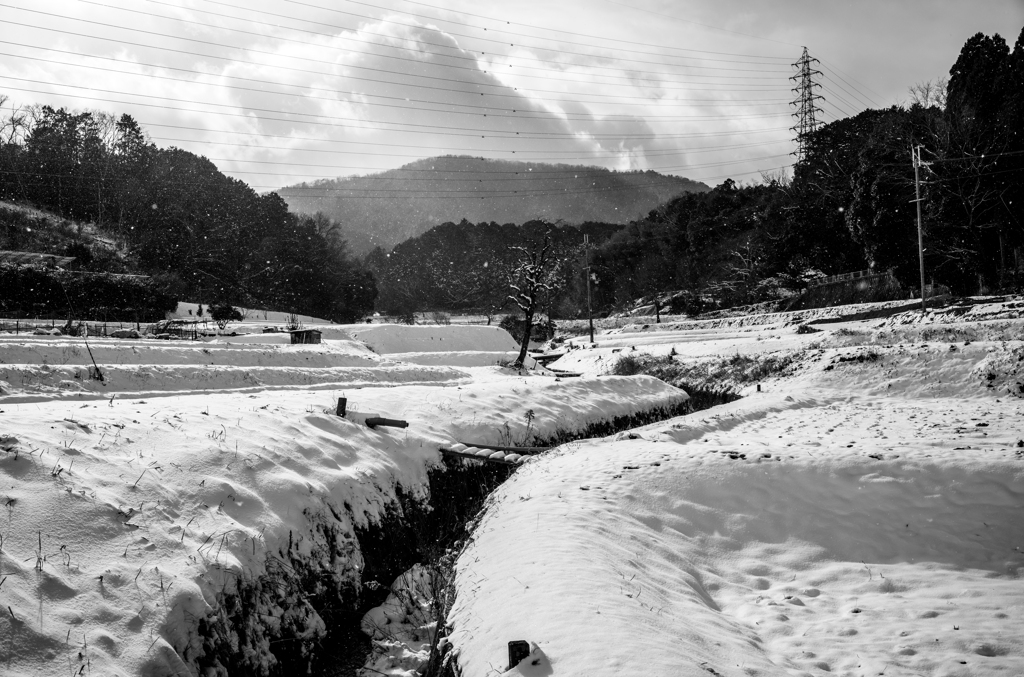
<box><xmin>790</xmin><ymin>46</ymin><xmax>823</xmax><ymax>161</ymax></box>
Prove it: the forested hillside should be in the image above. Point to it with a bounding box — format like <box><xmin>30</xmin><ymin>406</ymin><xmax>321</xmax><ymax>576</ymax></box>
<box><xmin>588</xmin><ymin>27</ymin><xmax>1024</xmax><ymax>313</ymax></box>
<box><xmin>278</xmin><ymin>156</ymin><xmax>708</xmax><ymax>254</ymax></box>
<box><xmin>0</xmin><ymin>103</ymin><xmax>376</xmax><ymax>322</ymax></box>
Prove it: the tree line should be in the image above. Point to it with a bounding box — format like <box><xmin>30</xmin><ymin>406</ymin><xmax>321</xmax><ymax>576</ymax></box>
<box><xmin>591</xmin><ymin>26</ymin><xmax>1024</xmax><ymax>311</ymax></box>
<box><xmin>0</xmin><ymin>102</ymin><xmax>376</xmax><ymax>322</ymax></box>
<box><xmin>365</xmin><ymin>219</ymin><xmax>622</xmax><ymax>320</ymax></box>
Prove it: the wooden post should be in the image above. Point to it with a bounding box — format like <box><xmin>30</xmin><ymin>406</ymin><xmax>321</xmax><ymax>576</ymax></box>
<box><xmin>365</xmin><ymin>417</ymin><xmax>408</xmax><ymax>429</ymax></box>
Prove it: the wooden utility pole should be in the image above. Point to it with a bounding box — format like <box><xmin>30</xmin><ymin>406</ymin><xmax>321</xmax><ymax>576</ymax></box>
<box><xmin>584</xmin><ymin>234</ymin><xmax>594</xmax><ymax>343</ymax></box>
<box><xmin>912</xmin><ymin>145</ymin><xmax>928</xmax><ymax>311</ymax></box>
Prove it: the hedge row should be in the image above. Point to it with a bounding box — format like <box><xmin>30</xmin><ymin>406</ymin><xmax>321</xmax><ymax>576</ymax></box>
<box><xmin>0</xmin><ymin>264</ymin><xmax>177</xmax><ymax>321</ymax></box>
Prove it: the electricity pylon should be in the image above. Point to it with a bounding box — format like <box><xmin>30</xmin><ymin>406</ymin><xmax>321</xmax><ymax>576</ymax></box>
<box><xmin>790</xmin><ymin>46</ymin><xmax>824</xmax><ymax>161</ymax></box>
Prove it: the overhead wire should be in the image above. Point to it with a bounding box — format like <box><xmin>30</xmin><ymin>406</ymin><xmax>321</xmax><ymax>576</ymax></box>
<box><xmin>0</xmin><ymin>159</ymin><xmax>791</xmax><ymax>196</ymax></box>
<box><xmin>817</xmin><ymin>84</ymin><xmax>859</xmax><ymax>118</ymax></box>
<box><xmin>110</xmin><ymin>0</ymin><xmax>788</xmax><ymax>85</ymax></box>
<box><xmin>134</xmin><ymin>119</ymin><xmax>792</xmax><ymax>151</ymax></box>
<box><xmin>0</xmin><ymin>0</ymin><xmax>810</xmax><ymax>191</ymax></box>
<box><xmin>819</xmin><ymin>73</ymin><xmax>868</xmax><ymax>114</ymax></box>
<box><xmin>199</xmin><ymin>0</ymin><xmax>793</xmax><ymax>68</ymax></box>
<box><xmin>0</xmin><ymin>18</ymin><xmax>789</xmax><ymax>101</ymax></box>
<box><xmin>170</xmin><ymin>153</ymin><xmax>795</xmax><ymax>181</ymax></box>
<box><xmin>820</xmin><ymin>66</ymin><xmax>875</xmax><ymax>111</ymax></box>
<box><xmin>0</xmin><ymin>39</ymin><xmax>787</xmax><ymax>110</ymax></box>
<box><xmin>144</xmin><ymin>133</ymin><xmax>794</xmax><ymax>161</ymax></box>
<box><xmin>817</xmin><ymin>57</ymin><xmax>887</xmax><ymax>108</ymax></box>
<box><xmin>0</xmin><ymin>6</ymin><xmax>791</xmax><ymax>91</ymax></box>
<box><xmin>391</xmin><ymin>0</ymin><xmax>800</xmax><ymax>51</ymax></box>
<box><xmin>591</xmin><ymin>0</ymin><xmax>800</xmax><ymax>48</ymax></box>
<box><xmin>280</xmin><ymin>0</ymin><xmax>796</xmax><ymax>61</ymax></box>
<box><xmin>118</xmin><ymin>0</ymin><xmax>794</xmax><ymax>78</ymax></box>
<box><xmin>0</xmin><ymin>79</ymin><xmax>796</xmax><ymax>142</ymax></box>
<box><xmin>0</xmin><ymin>50</ymin><xmax>793</xmax><ymax>123</ymax></box>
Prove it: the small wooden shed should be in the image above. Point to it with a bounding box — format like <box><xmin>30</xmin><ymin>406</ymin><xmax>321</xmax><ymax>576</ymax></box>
<box><xmin>290</xmin><ymin>328</ymin><xmax>322</xmax><ymax>344</ymax></box>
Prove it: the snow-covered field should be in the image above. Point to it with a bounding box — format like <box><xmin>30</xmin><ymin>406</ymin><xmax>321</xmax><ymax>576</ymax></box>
<box><xmin>0</xmin><ymin>323</ymin><xmax>680</xmax><ymax>676</ymax></box>
<box><xmin>1</xmin><ymin>300</ymin><xmax>1022</xmax><ymax>676</ymax></box>
<box><xmin>447</xmin><ymin>299</ymin><xmax>1024</xmax><ymax>677</ymax></box>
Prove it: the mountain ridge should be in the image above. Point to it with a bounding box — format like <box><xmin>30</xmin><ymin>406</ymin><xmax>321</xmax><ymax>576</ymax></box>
<box><xmin>275</xmin><ymin>156</ymin><xmax>710</xmax><ymax>254</ymax></box>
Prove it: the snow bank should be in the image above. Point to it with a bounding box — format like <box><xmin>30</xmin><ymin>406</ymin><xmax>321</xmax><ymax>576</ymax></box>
<box><xmin>448</xmin><ymin>394</ymin><xmax>1024</xmax><ymax>677</ymax></box>
<box><xmin>0</xmin><ymin>368</ymin><xmax>685</xmax><ymax>676</ymax></box>
<box><xmin>0</xmin><ymin>336</ymin><xmax>378</xmax><ymax>368</ymax></box>
<box><xmin>0</xmin><ymin>363</ymin><xmax>469</xmax><ymax>401</ymax></box>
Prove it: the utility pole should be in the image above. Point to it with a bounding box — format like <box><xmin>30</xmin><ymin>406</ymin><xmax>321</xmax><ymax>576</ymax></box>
<box><xmin>912</xmin><ymin>145</ymin><xmax>928</xmax><ymax>311</ymax></box>
<box><xmin>584</xmin><ymin>234</ymin><xmax>594</xmax><ymax>343</ymax></box>
<box><xmin>789</xmin><ymin>47</ymin><xmax>824</xmax><ymax>162</ymax></box>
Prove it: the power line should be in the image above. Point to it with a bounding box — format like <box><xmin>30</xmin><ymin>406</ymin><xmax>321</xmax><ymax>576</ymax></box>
<box><xmin>0</xmin><ymin>7</ymin><xmax>790</xmax><ymax>91</ymax></box>
<box><xmin>0</xmin><ymin>50</ymin><xmax>792</xmax><ymax>124</ymax></box>
<box><xmin>0</xmin><ymin>18</ymin><xmax>787</xmax><ymax>99</ymax></box>
<box><xmin>819</xmin><ymin>66</ymin><xmax>875</xmax><ymax>110</ymax></box>
<box><xmin>816</xmin><ymin>56</ymin><xmax>887</xmax><ymax>108</ymax></box>
<box><xmin>819</xmin><ymin>72</ymin><xmax>870</xmax><ymax>114</ymax></box>
<box><xmin>128</xmin><ymin>2</ymin><xmax>787</xmax><ymax>86</ymax></box>
<box><xmin>200</xmin><ymin>0</ymin><xmax>791</xmax><ymax>68</ymax></box>
<box><xmin>143</xmin><ymin>134</ymin><xmax>792</xmax><ymax>164</ymax></box>
<box><xmin>0</xmin><ymin>2</ymin><xmax>807</xmax><ymax>190</ymax></box>
<box><xmin>281</xmin><ymin>0</ymin><xmax>795</xmax><ymax>61</ymax></box>
<box><xmin>191</xmin><ymin>141</ymin><xmax>789</xmax><ymax>170</ymax></box>
<box><xmin>115</xmin><ymin>0</ymin><xmax>793</xmax><ymax>79</ymax></box>
<box><xmin>0</xmin><ymin>160</ymin><xmax>790</xmax><ymax>196</ymax></box>
<box><xmin>148</xmin><ymin>133</ymin><xmax>792</xmax><ymax>158</ymax></box>
<box><xmin>134</xmin><ymin>119</ymin><xmax>791</xmax><ymax>152</ymax></box>
<box><xmin>817</xmin><ymin>86</ymin><xmax>859</xmax><ymax>119</ymax></box>
<box><xmin>0</xmin><ymin>97</ymin><xmax>791</xmax><ymax>169</ymax></box>
<box><xmin>183</xmin><ymin>153</ymin><xmax>795</xmax><ymax>181</ymax></box>
<box><xmin>818</xmin><ymin>100</ymin><xmax>855</xmax><ymax>121</ymax></box>
<box><xmin>592</xmin><ymin>0</ymin><xmax>800</xmax><ymax>48</ymax></box>
<box><xmin>0</xmin><ymin>39</ymin><xmax>787</xmax><ymax>111</ymax></box>
<box><xmin>0</xmin><ymin>79</ymin><xmax>794</xmax><ymax>142</ymax></box>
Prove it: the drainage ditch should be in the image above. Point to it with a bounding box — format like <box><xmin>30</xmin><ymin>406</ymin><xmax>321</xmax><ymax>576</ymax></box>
<box><xmin>188</xmin><ymin>384</ymin><xmax>739</xmax><ymax>677</ymax></box>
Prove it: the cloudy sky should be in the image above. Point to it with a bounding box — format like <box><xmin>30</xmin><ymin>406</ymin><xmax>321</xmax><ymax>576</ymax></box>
<box><xmin>1</xmin><ymin>0</ymin><xmax>1022</xmax><ymax>191</ymax></box>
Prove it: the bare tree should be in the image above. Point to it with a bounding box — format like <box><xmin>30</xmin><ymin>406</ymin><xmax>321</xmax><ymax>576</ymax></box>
<box><xmin>908</xmin><ymin>77</ymin><xmax>948</xmax><ymax>109</ymax></box>
<box><xmin>759</xmin><ymin>167</ymin><xmax>791</xmax><ymax>188</ymax></box>
<box><xmin>506</xmin><ymin>229</ymin><xmax>556</xmax><ymax>368</ymax></box>
<box><xmin>0</xmin><ymin>94</ymin><xmax>30</xmax><ymax>145</ymax></box>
